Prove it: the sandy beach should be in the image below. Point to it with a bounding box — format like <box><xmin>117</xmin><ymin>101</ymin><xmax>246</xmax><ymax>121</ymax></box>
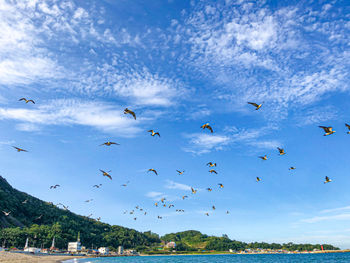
<box><xmin>0</xmin><ymin>252</ymin><xmax>85</xmax><ymax>263</ymax></box>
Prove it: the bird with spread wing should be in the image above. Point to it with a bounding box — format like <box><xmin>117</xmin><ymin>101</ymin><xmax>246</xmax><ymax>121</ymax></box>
<box><xmin>50</xmin><ymin>184</ymin><xmax>60</xmax><ymax>189</ymax></box>
<box><xmin>324</xmin><ymin>176</ymin><xmax>332</xmax><ymax>184</ymax></box>
<box><xmin>176</xmin><ymin>170</ymin><xmax>185</xmax><ymax>175</ymax></box>
<box><xmin>13</xmin><ymin>146</ymin><xmax>28</xmax><ymax>152</ymax></box>
<box><xmin>19</xmin><ymin>98</ymin><xmax>35</xmax><ymax>104</ymax></box>
<box><xmin>346</xmin><ymin>123</ymin><xmax>350</xmax><ymax>134</ymax></box>
<box><xmin>124</xmin><ymin>108</ymin><xmax>136</xmax><ymax>120</ymax></box>
<box><xmin>247</xmin><ymin>101</ymin><xmax>263</xmax><ymax>110</ymax></box>
<box><xmin>201</xmin><ymin>123</ymin><xmax>213</xmax><ymax>133</ymax></box>
<box><xmin>207</xmin><ymin>162</ymin><xmax>216</xmax><ymax>167</ymax></box>
<box><xmin>277</xmin><ymin>147</ymin><xmax>285</xmax><ymax>155</ymax></box>
<box><xmin>100</xmin><ymin>170</ymin><xmax>112</xmax><ymax>180</ymax></box>
<box><xmin>319</xmin><ymin>126</ymin><xmax>335</xmax><ymax>136</ymax></box>
<box><xmin>148</xmin><ymin>169</ymin><xmax>158</xmax><ymax>175</ymax></box>
<box><xmin>148</xmin><ymin>130</ymin><xmax>160</xmax><ymax>137</ymax></box>
<box><xmin>100</xmin><ymin>141</ymin><xmax>120</xmax><ymax>146</ymax></box>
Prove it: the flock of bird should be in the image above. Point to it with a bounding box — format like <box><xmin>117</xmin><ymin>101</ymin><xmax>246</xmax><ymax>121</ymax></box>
<box><xmin>2</xmin><ymin>99</ymin><xmax>348</xmax><ymax>222</ymax></box>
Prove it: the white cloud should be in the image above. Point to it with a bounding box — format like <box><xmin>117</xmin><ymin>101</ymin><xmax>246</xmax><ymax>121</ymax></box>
<box><xmin>301</xmin><ymin>213</ymin><xmax>350</xmax><ymax>224</ymax></box>
<box><xmin>321</xmin><ymin>206</ymin><xmax>350</xmax><ymax>214</ymax></box>
<box><xmin>0</xmin><ymin>99</ymin><xmax>146</xmax><ymax>137</ymax></box>
<box><xmin>145</xmin><ymin>192</ymin><xmax>164</xmax><ymax>198</ymax></box>
<box><xmin>165</xmin><ymin>180</ymin><xmax>191</xmax><ymax>191</ymax></box>
<box><xmin>183</xmin><ymin>133</ymin><xmax>230</xmax><ymax>154</ymax></box>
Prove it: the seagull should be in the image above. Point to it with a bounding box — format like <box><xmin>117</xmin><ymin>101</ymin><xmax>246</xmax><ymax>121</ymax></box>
<box><xmin>191</xmin><ymin>187</ymin><xmax>197</xmax><ymax>194</ymax></box>
<box><xmin>100</xmin><ymin>170</ymin><xmax>112</xmax><ymax>180</ymax></box>
<box><xmin>85</xmin><ymin>199</ymin><xmax>93</xmax><ymax>203</ymax></box>
<box><xmin>87</xmin><ymin>214</ymin><xmax>93</xmax><ymax>218</ymax></box>
<box><xmin>182</xmin><ymin>195</ymin><xmax>188</xmax><ymax>200</ymax></box>
<box><xmin>22</xmin><ymin>199</ymin><xmax>28</xmax><ymax>204</ymax></box>
<box><xmin>163</xmin><ymin>204</ymin><xmax>167</xmax><ymax>207</ymax></box>
<box><xmin>96</xmin><ymin>217</ymin><xmax>101</xmax><ymax>221</ymax></box>
<box><xmin>206</xmin><ymin>188</ymin><xmax>212</xmax><ymax>192</ymax></box>
<box><xmin>226</xmin><ymin>211</ymin><xmax>230</xmax><ymax>214</ymax></box>
<box><xmin>205</xmin><ymin>213</ymin><xmax>209</xmax><ymax>216</ymax></box>
<box><xmin>209</xmin><ymin>169</ymin><xmax>217</xmax><ymax>174</ymax></box>
<box><xmin>289</xmin><ymin>167</ymin><xmax>296</xmax><ymax>170</ymax></box>
<box><xmin>218</xmin><ymin>183</ymin><xmax>224</xmax><ymax>188</ymax></box>
<box><xmin>19</xmin><ymin>98</ymin><xmax>35</xmax><ymax>104</ymax></box>
<box><xmin>212</xmin><ymin>206</ymin><xmax>216</xmax><ymax>210</ymax></box>
<box><xmin>259</xmin><ymin>155</ymin><xmax>267</xmax><ymax>160</ymax></box>
<box><xmin>133</xmin><ymin>217</ymin><xmax>137</xmax><ymax>221</ymax></box>
<box><xmin>207</xmin><ymin>162</ymin><xmax>216</xmax><ymax>167</ymax></box>
<box><xmin>135</xmin><ymin>206</ymin><xmax>139</xmax><ymax>209</ymax></box>
<box><xmin>144</xmin><ymin>212</ymin><xmax>147</xmax><ymax>215</ymax></box>
<box><xmin>169</xmin><ymin>204</ymin><xmax>174</xmax><ymax>208</ymax></box>
<box><xmin>157</xmin><ymin>216</ymin><xmax>162</xmax><ymax>219</ymax></box>
<box><xmin>200</xmin><ymin>123</ymin><xmax>213</xmax><ymax>133</ymax></box>
<box><xmin>155</xmin><ymin>202</ymin><xmax>158</xmax><ymax>207</ymax></box>
<box><xmin>62</xmin><ymin>205</ymin><xmax>69</xmax><ymax>211</ymax></box>
<box><xmin>124</xmin><ymin>108</ymin><xmax>136</xmax><ymax>120</ymax></box>
<box><xmin>50</xmin><ymin>184</ymin><xmax>60</xmax><ymax>189</ymax></box>
<box><xmin>148</xmin><ymin>130</ymin><xmax>160</xmax><ymax>137</ymax></box>
<box><xmin>13</xmin><ymin>146</ymin><xmax>28</xmax><ymax>152</ymax></box>
<box><xmin>2</xmin><ymin>211</ymin><xmax>11</xmax><ymax>216</ymax></box>
<box><xmin>277</xmin><ymin>147</ymin><xmax>285</xmax><ymax>155</ymax></box>
<box><xmin>93</xmin><ymin>184</ymin><xmax>102</xmax><ymax>188</ymax></box>
<box><xmin>100</xmin><ymin>141</ymin><xmax>120</xmax><ymax>146</ymax></box>
<box><xmin>345</xmin><ymin>123</ymin><xmax>350</xmax><ymax>134</ymax></box>
<box><xmin>256</xmin><ymin>177</ymin><xmax>261</xmax><ymax>182</ymax></box>
<box><xmin>176</xmin><ymin>170</ymin><xmax>185</xmax><ymax>175</ymax></box>
<box><xmin>161</xmin><ymin>198</ymin><xmax>166</xmax><ymax>203</ymax></box>
<box><xmin>35</xmin><ymin>215</ymin><xmax>43</xmax><ymax>220</ymax></box>
<box><xmin>121</xmin><ymin>181</ymin><xmax>130</xmax><ymax>187</ymax></box>
<box><xmin>148</xmin><ymin>169</ymin><xmax>158</xmax><ymax>175</ymax></box>
<box><xmin>319</xmin><ymin>126</ymin><xmax>335</xmax><ymax>136</ymax></box>
<box><xmin>324</xmin><ymin>176</ymin><xmax>332</xmax><ymax>184</ymax></box>
<box><xmin>247</xmin><ymin>102</ymin><xmax>263</xmax><ymax>110</ymax></box>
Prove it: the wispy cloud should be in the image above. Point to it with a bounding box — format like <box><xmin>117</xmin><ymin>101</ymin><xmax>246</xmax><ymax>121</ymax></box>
<box><xmin>183</xmin><ymin>133</ymin><xmax>230</xmax><ymax>154</ymax></box>
<box><xmin>301</xmin><ymin>213</ymin><xmax>350</xmax><ymax>224</ymax></box>
<box><xmin>321</xmin><ymin>206</ymin><xmax>350</xmax><ymax>214</ymax></box>
<box><xmin>165</xmin><ymin>180</ymin><xmax>191</xmax><ymax>191</ymax></box>
<box><xmin>0</xmin><ymin>99</ymin><xmax>149</xmax><ymax>136</ymax></box>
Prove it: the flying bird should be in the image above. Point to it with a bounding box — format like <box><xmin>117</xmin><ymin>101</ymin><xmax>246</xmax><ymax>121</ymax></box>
<box><xmin>163</xmin><ymin>204</ymin><xmax>167</xmax><ymax>207</ymax></box>
<box><xmin>209</xmin><ymin>169</ymin><xmax>217</xmax><ymax>174</ymax></box>
<box><xmin>247</xmin><ymin>102</ymin><xmax>263</xmax><ymax>110</ymax></box>
<box><xmin>50</xmin><ymin>184</ymin><xmax>60</xmax><ymax>189</ymax></box>
<box><xmin>157</xmin><ymin>216</ymin><xmax>162</xmax><ymax>219</ymax></box>
<box><xmin>226</xmin><ymin>211</ymin><xmax>230</xmax><ymax>214</ymax></box>
<box><xmin>93</xmin><ymin>184</ymin><xmax>102</xmax><ymax>188</ymax></box>
<box><xmin>319</xmin><ymin>126</ymin><xmax>335</xmax><ymax>136</ymax></box>
<box><xmin>218</xmin><ymin>183</ymin><xmax>224</xmax><ymax>188</ymax></box>
<box><xmin>182</xmin><ymin>195</ymin><xmax>188</xmax><ymax>200</ymax></box>
<box><xmin>324</xmin><ymin>176</ymin><xmax>332</xmax><ymax>184</ymax></box>
<box><xmin>100</xmin><ymin>141</ymin><xmax>120</xmax><ymax>146</ymax></box>
<box><xmin>206</xmin><ymin>188</ymin><xmax>212</xmax><ymax>192</ymax></box>
<box><xmin>144</xmin><ymin>212</ymin><xmax>147</xmax><ymax>215</ymax></box>
<box><xmin>212</xmin><ymin>206</ymin><xmax>216</xmax><ymax>210</ymax></box>
<box><xmin>96</xmin><ymin>217</ymin><xmax>101</xmax><ymax>221</ymax></box>
<box><xmin>277</xmin><ymin>147</ymin><xmax>285</xmax><ymax>155</ymax></box>
<box><xmin>22</xmin><ymin>199</ymin><xmax>28</xmax><ymax>204</ymax></box>
<box><xmin>85</xmin><ymin>199</ymin><xmax>93</xmax><ymax>203</ymax></box>
<box><xmin>161</xmin><ymin>198</ymin><xmax>166</xmax><ymax>203</ymax></box>
<box><xmin>19</xmin><ymin>98</ymin><xmax>35</xmax><ymax>104</ymax></box>
<box><xmin>345</xmin><ymin>123</ymin><xmax>350</xmax><ymax>134</ymax></box>
<box><xmin>121</xmin><ymin>181</ymin><xmax>130</xmax><ymax>187</ymax></box>
<box><xmin>148</xmin><ymin>169</ymin><xmax>158</xmax><ymax>175</ymax></box>
<box><xmin>148</xmin><ymin>130</ymin><xmax>160</xmax><ymax>137</ymax></box>
<box><xmin>191</xmin><ymin>187</ymin><xmax>197</xmax><ymax>194</ymax></box>
<box><xmin>100</xmin><ymin>170</ymin><xmax>112</xmax><ymax>180</ymax></box>
<box><xmin>13</xmin><ymin>146</ymin><xmax>28</xmax><ymax>152</ymax></box>
<box><xmin>256</xmin><ymin>177</ymin><xmax>261</xmax><ymax>182</ymax></box>
<box><xmin>169</xmin><ymin>204</ymin><xmax>174</xmax><ymax>208</ymax></box>
<box><xmin>207</xmin><ymin>162</ymin><xmax>216</xmax><ymax>167</ymax></box>
<box><xmin>124</xmin><ymin>108</ymin><xmax>136</xmax><ymax>120</ymax></box>
<box><xmin>259</xmin><ymin>155</ymin><xmax>267</xmax><ymax>160</ymax></box>
<box><xmin>289</xmin><ymin>167</ymin><xmax>296</xmax><ymax>170</ymax></box>
<box><xmin>2</xmin><ymin>211</ymin><xmax>10</xmax><ymax>216</ymax></box>
<box><xmin>133</xmin><ymin>217</ymin><xmax>137</xmax><ymax>221</ymax></box>
<box><xmin>176</xmin><ymin>170</ymin><xmax>185</xmax><ymax>175</ymax></box>
<box><xmin>205</xmin><ymin>213</ymin><xmax>209</xmax><ymax>216</ymax></box>
<box><xmin>155</xmin><ymin>202</ymin><xmax>158</xmax><ymax>207</ymax></box>
<box><xmin>35</xmin><ymin>215</ymin><xmax>43</xmax><ymax>220</ymax></box>
<box><xmin>62</xmin><ymin>205</ymin><xmax>69</xmax><ymax>211</ymax></box>
<box><xmin>200</xmin><ymin>123</ymin><xmax>213</xmax><ymax>133</ymax></box>
<box><xmin>87</xmin><ymin>214</ymin><xmax>93</xmax><ymax>218</ymax></box>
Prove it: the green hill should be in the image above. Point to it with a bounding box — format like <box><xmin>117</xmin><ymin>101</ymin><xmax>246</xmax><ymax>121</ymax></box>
<box><xmin>0</xmin><ymin>176</ymin><xmax>160</xmax><ymax>249</ymax></box>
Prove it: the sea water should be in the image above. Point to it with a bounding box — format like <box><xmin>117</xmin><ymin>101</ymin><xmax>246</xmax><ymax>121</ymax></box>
<box><xmin>66</xmin><ymin>253</ymin><xmax>350</xmax><ymax>263</ymax></box>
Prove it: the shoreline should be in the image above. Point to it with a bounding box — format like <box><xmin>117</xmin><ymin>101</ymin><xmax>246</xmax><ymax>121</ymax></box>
<box><xmin>0</xmin><ymin>251</ymin><xmax>86</xmax><ymax>263</ymax></box>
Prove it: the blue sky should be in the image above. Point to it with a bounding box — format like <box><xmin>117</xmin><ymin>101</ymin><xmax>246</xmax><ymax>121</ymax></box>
<box><xmin>0</xmin><ymin>0</ymin><xmax>350</xmax><ymax>248</ymax></box>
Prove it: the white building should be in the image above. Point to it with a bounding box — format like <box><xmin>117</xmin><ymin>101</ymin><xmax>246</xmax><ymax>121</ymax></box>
<box><xmin>98</xmin><ymin>247</ymin><xmax>109</xmax><ymax>255</ymax></box>
<box><xmin>165</xmin><ymin>241</ymin><xmax>176</xmax><ymax>248</ymax></box>
<box><xmin>24</xmin><ymin>247</ymin><xmax>41</xmax><ymax>253</ymax></box>
<box><xmin>117</xmin><ymin>246</ymin><xmax>124</xmax><ymax>255</ymax></box>
<box><xmin>68</xmin><ymin>241</ymin><xmax>81</xmax><ymax>253</ymax></box>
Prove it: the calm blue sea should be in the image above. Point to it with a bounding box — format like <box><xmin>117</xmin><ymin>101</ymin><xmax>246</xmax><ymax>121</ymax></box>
<box><xmin>65</xmin><ymin>253</ymin><xmax>350</xmax><ymax>263</ymax></box>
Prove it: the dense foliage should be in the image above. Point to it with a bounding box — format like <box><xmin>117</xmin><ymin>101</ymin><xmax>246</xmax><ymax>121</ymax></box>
<box><xmin>0</xmin><ymin>176</ymin><xmax>160</xmax><ymax>249</ymax></box>
<box><xmin>161</xmin><ymin>231</ymin><xmax>340</xmax><ymax>252</ymax></box>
